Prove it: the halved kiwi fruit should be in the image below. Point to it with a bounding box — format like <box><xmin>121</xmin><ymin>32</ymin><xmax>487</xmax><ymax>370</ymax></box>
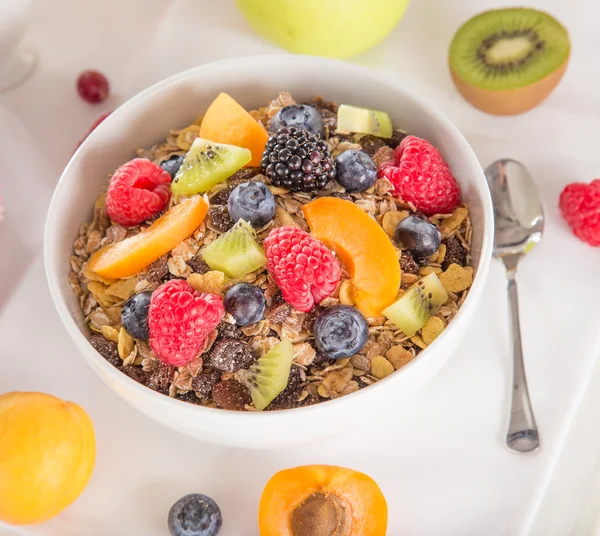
<box><xmin>382</xmin><ymin>273</ymin><xmax>448</xmax><ymax>337</ymax></box>
<box><xmin>449</xmin><ymin>8</ymin><xmax>570</xmax><ymax>115</ymax></box>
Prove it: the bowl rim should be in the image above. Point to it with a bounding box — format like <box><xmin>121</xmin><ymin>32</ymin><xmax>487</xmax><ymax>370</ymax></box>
<box><xmin>44</xmin><ymin>54</ymin><xmax>494</xmax><ymax>422</ymax></box>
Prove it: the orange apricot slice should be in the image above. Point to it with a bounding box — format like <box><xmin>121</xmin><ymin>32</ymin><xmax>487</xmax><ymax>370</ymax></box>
<box><xmin>259</xmin><ymin>465</ymin><xmax>388</xmax><ymax>536</ymax></box>
<box><xmin>89</xmin><ymin>196</ymin><xmax>208</xmax><ymax>279</ymax></box>
<box><xmin>302</xmin><ymin>197</ymin><xmax>401</xmax><ymax>318</ymax></box>
<box><xmin>199</xmin><ymin>92</ymin><xmax>269</xmax><ymax>167</ymax></box>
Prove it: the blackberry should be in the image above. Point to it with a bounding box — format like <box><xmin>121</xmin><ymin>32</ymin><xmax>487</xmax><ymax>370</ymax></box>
<box><xmin>261</xmin><ymin>127</ymin><xmax>335</xmax><ymax>192</ymax></box>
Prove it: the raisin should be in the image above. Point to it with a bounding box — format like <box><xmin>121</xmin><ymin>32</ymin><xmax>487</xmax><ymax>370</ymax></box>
<box><xmin>145</xmin><ymin>255</ymin><xmax>169</xmax><ymax>284</ymax></box>
<box><xmin>192</xmin><ymin>370</ymin><xmax>221</xmax><ymax>399</ymax></box>
<box><xmin>208</xmin><ymin>339</ymin><xmax>257</xmax><ymax>373</ymax></box>
<box><xmin>121</xmin><ymin>366</ymin><xmax>150</xmax><ymax>385</ymax></box>
<box><xmin>212</xmin><ymin>380</ymin><xmax>251</xmax><ymax>410</ymax></box>
<box><xmin>442</xmin><ymin>236</ymin><xmax>467</xmax><ymax>270</ymax></box>
<box><xmin>400</xmin><ymin>251</ymin><xmax>419</xmax><ymax>274</ymax></box>
<box><xmin>89</xmin><ymin>334</ymin><xmax>121</xmax><ymax>367</ymax></box>
<box><xmin>176</xmin><ymin>391</ymin><xmax>202</xmax><ymax>405</ymax></box>
<box><xmin>388</xmin><ymin>130</ymin><xmax>408</xmax><ymax>149</ymax></box>
<box><xmin>303</xmin><ymin>306</ymin><xmax>322</xmax><ymax>332</ymax></box>
<box><xmin>147</xmin><ymin>363</ymin><xmax>175</xmax><ymax>395</ymax></box>
<box><xmin>266</xmin><ymin>366</ymin><xmax>303</xmax><ymax>410</ymax></box>
<box><xmin>187</xmin><ymin>258</ymin><xmax>210</xmax><ymax>274</ymax></box>
<box><xmin>268</xmin><ymin>302</ymin><xmax>292</xmax><ymax>324</ymax></box>
<box><xmin>208</xmin><ymin>206</ymin><xmax>234</xmax><ymax>233</ymax></box>
<box><xmin>209</xmin><ymin>185</ymin><xmax>235</xmax><ymax>206</ymax></box>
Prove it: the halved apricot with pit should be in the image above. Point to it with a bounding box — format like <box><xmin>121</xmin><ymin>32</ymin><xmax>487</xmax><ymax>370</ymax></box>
<box><xmin>302</xmin><ymin>197</ymin><xmax>401</xmax><ymax>318</ymax></box>
<box><xmin>89</xmin><ymin>195</ymin><xmax>208</xmax><ymax>279</ymax></box>
<box><xmin>259</xmin><ymin>465</ymin><xmax>388</xmax><ymax>536</ymax></box>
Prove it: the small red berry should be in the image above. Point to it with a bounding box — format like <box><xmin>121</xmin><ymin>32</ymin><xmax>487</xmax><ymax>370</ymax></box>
<box><xmin>379</xmin><ymin>135</ymin><xmax>460</xmax><ymax>215</ymax></box>
<box><xmin>105</xmin><ymin>158</ymin><xmax>172</xmax><ymax>226</ymax></box>
<box><xmin>264</xmin><ymin>226</ymin><xmax>340</xmax><ymax>312</ymax></box>
<box><xmin>74</xmin><ymin>111</ymin><xmax>112</xmax><ymax>153</ymax></box>
<box><xmin>77</xmin><ymin>70</ymin><xmax>109</xmax><ymax>104</ymax></box>
<box><xmin>559</xmin><ymin>179</ymin><xmax>600</xmax><ymax>246</ymax></box>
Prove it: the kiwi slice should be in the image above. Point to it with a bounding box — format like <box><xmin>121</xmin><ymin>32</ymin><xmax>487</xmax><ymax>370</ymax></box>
<box><xmin>382</xmin><ymin>273</ymin><xmax>448</xmax><ymax>337</ymax></box>
<box><xmin>172</xmin><ymin>137</ymin><xmax>252</xmax><ymax>195</ymax></box>
<box><xmin>236</xmin><ymin>338</ymin><xmax>294</xmax><ymax>411</ymax></box>
<box><xmin>336</xmin><ymin>104</ymin><xmax>393</xmax><ymax>138</ymax></box>
<box><xmin>449</xmin><ymin>8</ymin><xmax>570</xmax><ymax>115</ymax></box>
<box><xmin>202</xmin><ymin>219</ymin><xmax>267</xmax><ymax>278</ymax></box>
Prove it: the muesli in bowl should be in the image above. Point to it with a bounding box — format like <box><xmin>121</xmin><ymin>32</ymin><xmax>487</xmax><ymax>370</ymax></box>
<box><xmin>69</xmin><ymin>91</ymin><xmax>474</xmax><ymax>412</ymax></box>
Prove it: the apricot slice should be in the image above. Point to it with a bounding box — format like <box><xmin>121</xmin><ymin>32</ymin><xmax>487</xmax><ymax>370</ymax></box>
<box><xmin>89</xmin><ymin>195</ymin><xmax>208</xmax><ymax>279</ymax></box>
<box><xmin>302</xmin><ymin>197</ymin><xmax>401</xmax><ymax>318</ymax></box>
<box><xmin>199</xmin><ymin>92</ymin><xmax>269</xmax><ymax>167</ymax></box>
<box><xmin>259</xmin><ymin>465</ymin><xmax>388</xmax><ymax>536</ymax></box>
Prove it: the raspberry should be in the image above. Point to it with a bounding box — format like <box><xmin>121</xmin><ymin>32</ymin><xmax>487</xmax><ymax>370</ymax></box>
<box><xmin>559</xmin><ymin>180</ymin><xmax>600</xmax><ymax>246</ymax></box>
<box><xmin>105</xmin><ymin>158</ymin><xmax>172</xmax><ymax>226</ymax></box>
<box><xmin>379</xmin><ymin>135</ymin><xmax>460</xmax><ymax>215</ymax></box>
<box><xmin>148</xmin><ymin>280</ymin><xmax>224</xmax><ymax>367</ymax></box>
<box><xmin>264</xmin><ymin>226</ymin><xmax>340</xmax><ymax>312</ymax></box>
<box><xmin>77</xmin><ymin>70</ymin><xmax>109</xmax><ymax>104</ymax></box>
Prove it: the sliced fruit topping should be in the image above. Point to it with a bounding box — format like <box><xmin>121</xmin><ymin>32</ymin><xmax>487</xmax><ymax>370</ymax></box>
<box><xmin>121</xmin><ymin>291</ymin><xmax>152</xmax><ymax>340</ymax></box>
<box><xmin>270</xmin><ymin>104</ymin><xmax>325</xmax><ymax>138</ymax></box>
<box><xmin>264</xmin><ymin>226</ymin><xmax>340</xmax><ymax>313</ymax></box>
<box><xmin>314</xmin><ymin>305</ymin><xmax>369</xmax><ymax>359</ymax></box>
<box><xmin>449</xmin><ymin>8</ymin><xmax>570</xmax><ymax>115</ymax></box>
<box><xmin>199</xmin><ymin>92</ymin><xmax>269</xmax><ymax>167</ymax></box>
<box><xmin>379</xmin><ymin>135</ymin><xmax>460</xmax><ymax>215</ymax></box>
<box><xmin>261</xmin><ymin>127</ymin><xmax>336</xmax><ymax>193</ymax></box>
<box><xmin>259</xmin><ymin>465</ymin><xmax>388</xmax><ymax>536</ymax></box>
<box><xmin>336</xmin><ymin>104</ymin><xmax>393</xmax><ymax>138</ymax></box>
<box><xmin>105</xmin><ymin>158</ymin><xmax>172</xmax><ymax>226</ymax></box>
<box><xmin>202</xmin><ymin>219</ymin><xmax>267</xmax><ymax>279</ymax></box>
<box><xmin>228</xmin><ymin>182</ymin><xmax>275</xmax><ymax>228</ymax></box>
<box><xmin>89</xmin><ymin>195</ymin><xmax>208</xmax><ymax>279</ymax></box>
<box><xmin>148</xmin><ymin>279</ymin><xmax>224</xmax><ymax>367</ymax></box>
<box><xmin>224</xmin><ymin>283</ymin><xmax>266</xmax><ymax>326</ymax></box>
<box><xmin>172</xmin><ymin>137</ymin><xmax>251</xmax><ymax>196</ymax></box>
<box><xmin>160</xmin><ymin>154</ymin><xmax>184</xmax><ymax>179</ymax></box>
<box><xmin>236</xmin><ymin>338</ymin><xmax>294</xmax><ymax>411</ymax></box>
<box><xmin>559</xmin><ymin>179</ymin><xmax>600</xmax><ymax>246</ymax></box>
<box><xmin>302</xmin><ymin>197</ymin><xmax>401</xmax><ymax>318</ymax></box>
<box><xmin>208</xmin><ymin>338</ymin><xmax>257</xmax><ymax>373</ymax></box>
<box><xmin>382</xmin><ymin>273</ymin><xmax>448</xmax><ymax>337</ymax></box>
<box><xmin>167</xmin><ymin>493</ymin><xmax>222</xmax><ymax>536</ymax></box>
<box><xmin>335</xmin><ymin>149</ymin><xmax>377</xmax><ymax>192</ymax></box>
<box><xmin>394</xmin><ymin>215</ymin><xmax>442</xmax><ymax>258</ymax></box>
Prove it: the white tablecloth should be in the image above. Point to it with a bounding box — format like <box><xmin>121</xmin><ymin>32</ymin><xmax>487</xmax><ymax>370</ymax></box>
<box><xmin>1</xmin><ymin>0</ymin><xmax>599</xmax><ymax>534</ymax></box>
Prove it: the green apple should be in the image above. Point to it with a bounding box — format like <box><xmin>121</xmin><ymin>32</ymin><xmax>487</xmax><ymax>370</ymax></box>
<box><xmin>235</xmin><ymin>0</ymin><xmax>410</xmax><ymax>59</ymax></box>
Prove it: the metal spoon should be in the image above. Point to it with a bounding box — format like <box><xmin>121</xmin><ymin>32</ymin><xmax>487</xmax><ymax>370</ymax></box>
<box><xmin>485</xmin><ymin>159</ymin><xmax>543</xmax><ymax>453</ymax></box>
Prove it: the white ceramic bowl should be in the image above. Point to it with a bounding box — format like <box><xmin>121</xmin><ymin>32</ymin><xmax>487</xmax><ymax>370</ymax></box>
<box><xmin>45</xmin><ymin>55</ymin><xmax>493</xmax><ymax>449</ymax></box>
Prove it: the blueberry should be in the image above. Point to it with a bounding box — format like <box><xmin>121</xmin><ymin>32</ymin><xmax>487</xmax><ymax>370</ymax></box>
<box><xmin>161</xmin><ymin>154</ymin><xmax>185</xmax><ymax>179</ymax></box>
<box><xmin>227</xmin><ymin>182</ymin><xmax>275</xmax><ymax>228</ymax></box>
<box><xmin>394</xmin><ymin>215</ymin><xmax>442</xmax><ymax>258</ymax></box>
<box><xmin>270</xmin><ymin>105</ymin><xmax>325</xmax><ymax>138</ymax></box>
<box><xmin>224</xmin><ymin>283</ymin><xmax>266</xmax><ymax>326</ymax></box>
<box><xmin>313</xmin><ymin>305</ymin><xmax>369</xmax><ymax>359</ymax></box>
<box><xmin>167</xmin><ymin>493</ymin><xmax>222</xmax><ymax>536</ymax></box>
<box><xmin>121</xmin><ymin>291</ymin><xmax>152</xmax><ymax>339</ymax></box>
<box><xmin>335</xmin><ymin>150</ymin><xmax>377</xmax><ymax>192</ymax></box>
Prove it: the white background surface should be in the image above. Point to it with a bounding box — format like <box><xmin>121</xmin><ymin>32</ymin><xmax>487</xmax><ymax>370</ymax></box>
<box><xmin>0</xmin><ymin>0</ymin><xmax>599</xmax><ymax>534</ymax></box>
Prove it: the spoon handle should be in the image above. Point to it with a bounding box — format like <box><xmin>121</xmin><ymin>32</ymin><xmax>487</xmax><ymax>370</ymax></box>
<box><xmin>506</xmin><ymin>269</ymin><xmax>539</xmax><ymax>452</ymax></box>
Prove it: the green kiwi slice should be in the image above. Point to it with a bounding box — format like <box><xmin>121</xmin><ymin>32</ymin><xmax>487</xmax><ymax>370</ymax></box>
<box><xmin>382</xmin><ymin>273</ymin><xmax>448</xmax><ymax>337</ymax></box>
<box><xmin>236</xmin><ymin>338</ymin><xmax>294</xmax><ymax>411</ymax></box>
<box><xmin>201</xmin><ymin>219</ymin><xmax>267</xmax><ymax>279</ymax></box>
<box><xmin>172</xmin><ymin>138</ymin><xmax>251</xmax><ymax>195</ymax></box>
<box><xmin>336</xmin><ymin>104</ymin><xmax>393</xmax><ymax>138</ymax></box>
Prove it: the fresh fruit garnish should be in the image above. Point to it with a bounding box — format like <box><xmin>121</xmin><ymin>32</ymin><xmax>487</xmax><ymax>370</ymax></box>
<box><xmin>559</xmin><ymin>179</ymin><xmax>600</xmax><ymax>246</ymax></box>
<box><xmin>167</xmin><ymin>493</ymin><xmax>222</xmax><ymax>536</ymax></box>
<box><xmin>237</xmin><ymin>338</ymin><xmax>294</xmax><ymax>411</ymax></box>
<box><xmin>224</xmin><ymin>283</ymin><xmax>266</xmax><ymax>326</ymax></box>
<box><xmin>259</xmin><ymin>465</ymin><xmax>388</xmax><ymax>536</ymax></box>
<box><xmin>89</xmin><ymin>196</ymin><xmax>208</xmax><ymax>279</ymax></box>
<box><xmin>270</xmin><ymin>104</ymin><xmax>325</xmax><ymax>138</ymax></box>
<box><xmin>264</xmin><ymin>226</ymin><xmax>340</xmax><ymax>313</ymax></box>
<box><xmin>261</xmin><ymin>127</ymin><xmax>336</xmax><ymax>192</ymax></box>
<box><xmin>202</xmin><ymin>219</ymin><xmax>267</xmax><ymax>279</ymax></box>
<box><xmin>379</xmin><ymin>135</ymin><xmax>460</xmax><ymax>215</ymax></box>
<box><xmin>0</xmin><ymin>392</ymin><xmax>95</xmax><ymax>525</ymax></box>
<box><xmin>382</xmin><ymin>273</ymin><xmax>448</xmax><ymax>336</ymax></box>
<box><xmin>394</xmin><ymin>215</ymin><xmax>442</xmax><ymax>258</ymax></box>
<box><xmin>121</xmin><ymin>291</ymin><xmax>152</xmax><ymax>340</ymax></box>
<box><xmin>449</xmin><ymin>8</ymin><xmax>570</xmax><ymax>115</ymax></box>
<box><xmin>313</xmin><ymin>305</ymin><xmax>369</xmax><ymax>359</ymax></box>
<box><xmin>148</xmin><ymin>280</ymin><xmax>224</xmax><ymax>367</ymax></box>
<box><xmin>160</xmin><ymin>154</ymin><xmax>185</xmax><ymax>179</ymax></box>
<box><xmin>172</xmin><ymin>138</ymin><xmax>251</xmax><ymax>196</ymax></box>
<box><xmin>76</xmin><ymin>70</ymin><xmax>109</xmax><ymax>104</ymax></box>
<box><xmin>335</xmin><ymin>149</ymin><xmax>377</xmax><ymax>192</ymax></box>
<box><xmin>228</xmin><ymin>182</ymin><xmax>275</xmax><ymax>228</ymax></box>
<box><xmin>336</xmin><ymin>104</ymin><xmax>393</xmax><ymax>138</ymax></box>
<box><xmin>302</xmin><ymin>197</ymin><xmax>401</xmax><ymax>318</ymax></box>
<box><xmin>105</xmin><ymin>158</ymin><xmax>172</xmax><ymax>226</ymax></box>
<box><xmin>74</xmin><ymin>111</ymin><xmax>112</xmax><ymax>152</ymax></box>
<box><xmin>199</xmin><ymin>92</ymin><xmax>269</xmax><ymax>167</ymax></box>
<box><xmin>208</xmin><ymin>338</ymin><xmax>257</xmax><ymax>373</ymax></box>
